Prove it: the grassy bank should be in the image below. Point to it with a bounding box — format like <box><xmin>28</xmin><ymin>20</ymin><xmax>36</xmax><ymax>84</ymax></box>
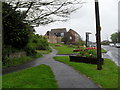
<box><xmin>54</xmin><ymin>56</ymin><xmax>118</xmax><ymax>88</ymax></box>
<box><xmin>101</xmin><ymin>48</ymin><xmax>107</xmax><ymax>53</ymax></box>
<box><xmin>3</xmin><ymin>64</ymin><xmax>58</xmax><ymax>88</ymax></box>
<box><xmin>3</xmin><ymin>49</ymin><xmax>51</xmax><ymax>68</ymax></box>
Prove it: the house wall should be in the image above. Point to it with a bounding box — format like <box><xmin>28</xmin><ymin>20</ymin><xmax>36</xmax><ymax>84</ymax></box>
<box><xmin>64</xmin><ymin>29</ymin><xmax>81</xmax><ymax>44</ymax></box>
<box><xmin>44</xmin><ymin>35</ymin><xmax>57</xmax><ymax>43</ymax></box>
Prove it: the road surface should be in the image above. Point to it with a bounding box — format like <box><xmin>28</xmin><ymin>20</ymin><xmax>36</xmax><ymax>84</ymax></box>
<box><xmin>102</xmin><ymin>45</ymin><xmax>120</xmax><ymax>66</ymax></box>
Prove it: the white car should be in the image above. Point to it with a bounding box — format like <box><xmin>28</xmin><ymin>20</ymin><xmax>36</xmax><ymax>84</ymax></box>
<box><xmin>109</xmin><ymin>43</ymin><xmax>115</xmax><ymax>47</ymax></box>
<box><xmin>115</xmin><ymin>43</ymin><xmax>120</xmax><ymax>48</ymax></box>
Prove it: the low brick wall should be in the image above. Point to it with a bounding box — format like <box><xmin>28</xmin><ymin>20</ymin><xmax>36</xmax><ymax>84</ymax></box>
<box><xmin>9</xmin><ymin>51</ymin><xmax>26</xmax><ymax>59</ymax></box>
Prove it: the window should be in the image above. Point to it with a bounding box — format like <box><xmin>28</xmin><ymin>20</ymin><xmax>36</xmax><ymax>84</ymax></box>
<box><xmin>61</xmin><ymin>33</ymin><xmax>64</xmax><ymax>37</ymax></box>
<box><xmin>70</xmin><ymin>36</ymin><xmax>72</xmax><ymax>40</ymax></box>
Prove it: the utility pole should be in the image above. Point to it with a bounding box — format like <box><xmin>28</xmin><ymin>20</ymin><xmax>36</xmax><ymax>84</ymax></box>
<box><xmin>95</xmin><ymin>0</ymin><xmax>102</xmax><ymax>70</ymax></box>
<box><xmin>0</xmin><ymin>1</ymin><xmax>2</xmax><ymax>61</ymax></box>
<box><xmin>0</xmin><ymin>1</ymin><xmax>2</xmax><ymax>89</ymax></box>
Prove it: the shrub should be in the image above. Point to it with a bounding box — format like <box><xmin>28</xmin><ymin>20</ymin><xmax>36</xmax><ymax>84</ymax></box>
<box><xmin>25</xmin><ymin>45</ymin><xmax>36</xmax><ymax>56</ymax></box>
<box><xmin>77</xmin><ymin>47</ymin><xmax>97</xmax><ymax>58</ymax></box>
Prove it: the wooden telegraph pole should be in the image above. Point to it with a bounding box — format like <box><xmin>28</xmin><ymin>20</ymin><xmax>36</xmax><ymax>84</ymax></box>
<box><xmin>95</xmin><ymin>0</ymin><xmax>102</xmax><ymax>70</ymax></box>
<box><xmin>0</xmin><ymin>1</ymin><xmax>2</xmax><ymax>90</ymax></box>
<box><xmin>0</xmin><ymin>1</ymin><xmax>2</xmax><ymax>61</ymax></box>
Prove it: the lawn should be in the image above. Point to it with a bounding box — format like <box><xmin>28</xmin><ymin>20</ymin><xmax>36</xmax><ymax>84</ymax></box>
<box><xmin>50</xmin><ymin>43</ymin><xmax>79</xmax><ymax>54</ymax></box>
<box><xmin>2</xmin><ymin>64</ymin><xmax>58</xmax><ymax>88</ymax></box>
<box><xmin>54</xmin><ymin>56</ymin><xmax>119</xmax><ymax>88</ymax></box>
<box><xmin>50</xmin><ymin>43</ymin><xmax>107</xmax><ymax>54</ymax></box>
<box><xmin>36</xmin><ymin>50</ymin><xmax>51</xmax><ymax>54</ymax></box>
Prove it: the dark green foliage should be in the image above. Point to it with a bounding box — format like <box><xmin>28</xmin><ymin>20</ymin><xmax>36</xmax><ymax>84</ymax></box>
<box><xmin>110</xmin><ymin>32</ymin><xmax>120</xmax><ymax>43</ymax></box>
<box><xmin>2</xmin><ymin>2</ymin><xmax>51</xmax><ymax>65</ymax></box>
<box><xmin>3</xmin><ymin>2</ymin><xmax>32</xmax><ymax>49</ymax></box>
<box><xmin>25</xmin><ymin>46</ymin><xmax>37</xmax><ymax>56</ymax></box>
<box><xmin>28</xmin><ymin>34</ymin><xmax>50</xmax><ymax>50</ymax></box>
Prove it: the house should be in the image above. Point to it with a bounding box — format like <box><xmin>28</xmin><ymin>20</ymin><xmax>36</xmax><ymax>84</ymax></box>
<box><xmin>44</xmin><ymin>31</ymin><xmax>57</xmax><ymax>43</ymax></box>
<box><xmin>44</xmin><ymin>28</ymin><xmax>67</xmax><ymax>43</ymax></box>
<box><xmin>51</xmin><ymin>28</ymin><xmax>67</xmax><ymax>38</ymax></box>
<box><xmin>45</xmin><ymin>28</ymin><xmax>82</xmax><ymax>44</ymax></box>
<box><xmin>64</xmin><ymin>29</ymin><xmax>82</xmax><ymax>45</ymax></box>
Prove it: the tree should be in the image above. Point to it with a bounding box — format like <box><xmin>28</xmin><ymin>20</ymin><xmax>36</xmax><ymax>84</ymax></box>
<box><xmin>101</xmin><ymin>40</ymin><xmax>110</xmax><ymax>45</ymax></box>
<box><xmin>3</xmin><ymin>0</ymin><xmax>84</xmax><ymax>26</ymax></box>
<box><xmin>110</xmin><ymin>32</ymin><xmax>119</xmax><ymax>44</ymax></box>
<box><xmin>3</xmin><ymin>2</ymin><xmax>33</xmax><ymax>49</ymax></box>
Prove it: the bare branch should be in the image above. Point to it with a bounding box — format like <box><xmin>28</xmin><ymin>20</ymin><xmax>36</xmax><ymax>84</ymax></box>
<box><xmin>4</xmin><ymin>0</ymin><xmax>84</xmax><ymax>25</ymax></box>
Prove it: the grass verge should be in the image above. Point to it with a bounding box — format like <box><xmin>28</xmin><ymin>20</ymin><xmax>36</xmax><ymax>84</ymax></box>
<box><xmin>2</xmin><ymin>50</ymin><xmax>47</xmax><ymax>68</ymax></box>
<box><xmin>2</xmin><ymin>64</ymin><xmax>58</xmax><ymax>88</ymax></box>
<box><xmin>54</xmin><ymin>56</ymin><xmax>118</xmax><ymax>88</ymax></box>
<box><xmin>101</xmin><ymin>48</ymin><xmax>107</xmax><ymax>53</ymax></box>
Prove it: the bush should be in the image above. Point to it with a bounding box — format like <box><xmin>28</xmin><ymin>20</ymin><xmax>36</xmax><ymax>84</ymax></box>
<box><xmin>25</xmin><ymin>45</ymin><xmax>36</xmax><ymax>56</ymax></box>
<box><xmin>27</xmin><ymin>34</ymin><xmax>50</xmax><ymax>51</ymax></box>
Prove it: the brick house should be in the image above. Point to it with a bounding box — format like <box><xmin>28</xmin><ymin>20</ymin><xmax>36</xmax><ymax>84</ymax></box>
<box><xmin>44</xmin><ymin>31</ymin><xmax>57</xmax><ymax>43</ymax></box>
<box><xmin>45</xmin><ymin>28</ymin><xmax>67</xmax><ymax>43</ymax></box>
<box><xmin>45</xmin><ymin>28</ymin><xmax>82</xmax><ymax>44</ymax></box>
<box><xmin>64</xmin><ymin>29</ymin><xmax>82</xmax><ymax>44</ymax></box>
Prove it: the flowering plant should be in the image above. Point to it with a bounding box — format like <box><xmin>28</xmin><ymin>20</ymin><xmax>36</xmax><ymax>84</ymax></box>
<box><xmin>77</xmin><ymin>47</ymin><xmax>97</xmax><ymax>58</ymax></box>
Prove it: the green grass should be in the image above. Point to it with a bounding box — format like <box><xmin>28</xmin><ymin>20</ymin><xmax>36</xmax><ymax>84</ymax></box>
<box><xmin>101</xmin><ymin>48</ymin><xmax>107</xmax><ymax>53</ymax></box>
<box><xmin>2</xmin><ymin>64</ymin><xmax>58</xmax><ymax>88</ymax></box>
<box><xmin>3</xmin><ymin>49</ymin><xmax>52</xmax><ymax>68</ymax></box>
<box><xmin>3</xmin><ymin>56</ymin><xmax>34</xmax><ymax>68</ymax></box>
<box><xmin>36</xmin><ymin>50</ymin><xmax>51</xmax><ymax>54</ymax></box>
<box><xmin>50</xmin><ymin>43</ymin><xmax>77</xmax><ymax>54</ymax></box>
<box><xmin>50</xmin><ymin>43</ymin><xmax>107</xmax><ymax>54</ymax></box>
<box><xmin>54</xmin><ymin>56</ymin><xmax>119</xmax><ymax>88</ymax></box>
<box><xmin>3</xmin><ymin>50</ymin><xmax>43</xmax><ymax>68</ymax></box>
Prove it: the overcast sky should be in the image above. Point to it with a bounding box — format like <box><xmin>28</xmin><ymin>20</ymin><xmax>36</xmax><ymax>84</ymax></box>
<box><xmin>34</xmin><ymin>0</ymin><xmax>119</xmax><ymax>42</ymax></box>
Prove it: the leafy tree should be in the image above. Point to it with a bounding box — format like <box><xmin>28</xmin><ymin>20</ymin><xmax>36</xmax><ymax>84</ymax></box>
<box><xmin>27</xmin><ymin>34</ymin><xmax>49</xmax><ymax>50</ymax></box>
<box><xmin>101</xmin><ymin>40</ymin><xmax>110</xmax><ymax>45</ymax></box>
<box><xmin>110</xmin><ymin>32</ymin><xmax>118</xmax><ymax>43</ymax></box>
<box><xmin>3</xmin><ymin>2</ymin><xmax>33</xmax><ymax>49</ymax></box>
<box><xmin>3</xmin><ymin>0</ymin><xmax>83</xmax><ymax>26</ymax></box>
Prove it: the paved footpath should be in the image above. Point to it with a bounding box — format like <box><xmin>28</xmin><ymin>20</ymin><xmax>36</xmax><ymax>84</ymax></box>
<box><xmin>3</xmin><ymin>48</ymin><xmax>99</xmax><ymax>88</ymax></box>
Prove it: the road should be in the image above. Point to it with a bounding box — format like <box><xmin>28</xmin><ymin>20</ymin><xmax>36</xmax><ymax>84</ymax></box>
<box><xmin>102</xmin><ymin>45</ymin><xmax>120</xmax><ymax>66</ymax></box>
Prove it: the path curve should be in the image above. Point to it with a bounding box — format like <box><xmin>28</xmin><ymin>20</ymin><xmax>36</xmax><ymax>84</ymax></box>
<box><xmin>3</xmin><ymin>48</ymin><xmax>99</xmax><ymax>88</ymax></box>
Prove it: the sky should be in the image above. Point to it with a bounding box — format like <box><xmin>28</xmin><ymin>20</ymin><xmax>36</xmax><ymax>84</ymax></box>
<box><xmin>34</xmin><ymin>0</ymin><xmax>119</xmax><ymax>42</ymax></box>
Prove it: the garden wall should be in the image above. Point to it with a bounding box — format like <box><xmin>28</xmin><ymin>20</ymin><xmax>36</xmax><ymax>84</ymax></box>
<box><xmin>9</xmin><ymin>51</ymin><xmax>26</xmax><ymax>59</ymax></box>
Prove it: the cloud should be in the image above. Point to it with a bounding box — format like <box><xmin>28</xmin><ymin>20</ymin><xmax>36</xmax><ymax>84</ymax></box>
<box><xmin>35</xmin><ymin>0</ymin><xmax>118</xmax><ymax>42</ymax></box>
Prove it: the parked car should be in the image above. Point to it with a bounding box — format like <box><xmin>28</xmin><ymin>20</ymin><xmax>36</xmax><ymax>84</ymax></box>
<box><xmin>115</xmin><ymin>43</ymin><xmax>120</xmax><ymax>48</ymax></box>
<box><xmin>109</xmin><ymin>43</ymin><xmax>115</xmax><ymax>47</ymax></box>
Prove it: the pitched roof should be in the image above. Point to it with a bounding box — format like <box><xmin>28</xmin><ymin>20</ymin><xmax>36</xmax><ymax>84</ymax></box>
<box><xmin>51</xmin><ymin>28</ymin><xmax>67</xmax><ymax>33</ymax></box>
